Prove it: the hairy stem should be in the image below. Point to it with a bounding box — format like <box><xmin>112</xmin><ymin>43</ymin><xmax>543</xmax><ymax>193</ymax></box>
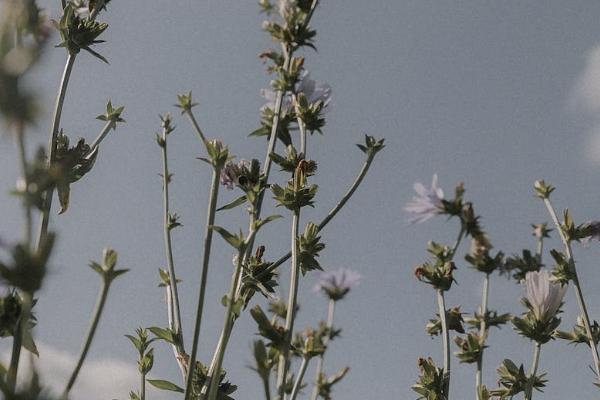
<box><xmin>475</xmin><ymin>274</ymin><xmax>490</xmax><ymax>399</ymax></box>
<box><xmin>310</xmin><ymin>299</ymin><xmax>335</xmax><ymax>400</ymax></box>
<box><xmin>183</xmin><ymin>167</ymin><xmax>221</xmax><ymax>400</ymax></box>
<box><xmin>276</xmin><ymin>209</ymin><xmax>301</xmax><ymax>399</ymax></box>
<box><xmin>525</xmin><ymin>342</ymin><xmax>541</xmax><ymax>400</ymax></box>
<box><xmin>62</xmin><ymin>279</ymin><xmax>111</xmax><ymax>397</ymax></box>
<box><xmin>543</xmin><ymin>198</ymin><xmax>600</xmax><ymax>379</ymax></box>
<box><xmin>36</xmin><ymin>53</ymin><xmax>76</xmax><ymax>250</ymax></box>
<box><xmin>289</xmin><ymin>356</ymin><xmax>310</xmax><ymax>400</ymax></box>
<box><xmin>160</xmin><ymin>129</ymin><xmax>185</xmax><ymax>359</ymax></box>
<box><xmin>437</xmin><ymin>289</ymin><xmax>450</xmax><ymax>398</ymax></box>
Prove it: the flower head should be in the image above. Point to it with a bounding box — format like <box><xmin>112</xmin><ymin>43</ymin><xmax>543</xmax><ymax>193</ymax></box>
<box><xmin>260</xmin><ymin>87</ymin><xmax>292</xmax><ymax>114</ymax></box>
<box><xmin>220</xmin><ymin>159</ymin><xmax>251</xmax><ymax>190</ymax></box>
<box><xmin>524</xmin><ymin>270</ymin><xmax>567</xmax><ymax>323</ymax></box>
<box><xmin>404</xmin><ymin>174</ymin><xmax>445</xmax><ymax>223</ymax></box>
<box><xmin>296</xmin><ymin>72</ymin><xmax>332</xmax><ymax>108</ymax></box>
<box><xmin>314</xmin><ymin>268</ymin><xmax>361</xmax><ymax>301</ymax></box>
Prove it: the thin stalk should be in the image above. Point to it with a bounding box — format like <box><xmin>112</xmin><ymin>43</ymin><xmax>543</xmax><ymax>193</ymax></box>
<box><xmin>289</xmin><ymin>356</ymin><xmax>310</xmax><ymax>400</ymax></box>
<box><xmin>259</xmin><ymin>153</ymin><xmax>376</xmax><ymax>280</ymax></box>
<box><xmin>535</xmin><ymin>235</ymin><xmax>544</xmax><ymax>265</ymax></box>
<box><xmin>183</xmin><ymin>167</ymin><xmax>221</xmax><ymax>400</ymax></box>
<box><xmin>6</xmin><ymin>316</ymin><xmax>23</xmax><ymax>392</ymax></box>
<box><xmin>160</xmin><ymin>130</ymin><xmax>184</xmax><ymax>357</ymax></box>
<box><xmin>36</xmin><ymin>53</ymin><xmax>76</xmax><ymax>250</ymax></box>
<box><xmin>140</xmin><ymin>372</ymin><xmax>146</xmax><ymax>400</ymax></box>
<box><xmin>15</xmin><ymin>121</ymin><xmax>31</xmax><ymax>245</ymax></box>
<box><xmin>437</xmin><ymin>289</ymin><xmax>450</xmax><ymax>398</ymax></box>
<box><xmin>449</xmin><ymin>226</ymin><xmax>465</xmax><ymax>259</ymax></box>
<box><xmin>87</xmin><ymin>120</ymin><xmax>114</xmax><ymax>156</ymax></box>
<box><xmin>524</xmin><ymin>342</ymin><xmax>541</xmax><ymax>400</ymax></box>
<box><xmin>89</xmin><ymin>0</ymin><xmax>105</xmax><ymax>20</ymax></box>
<box><xmin>205</xmin><ymin>246</ymin><xmax>246</xmax><ymax>400</ymax></box>
<box><xmin>184</xmin><ymin>110</ymin><xmax>207</xmax><ymax>144</ymax></box>
<box><xmin>62</xmin><ymin>279</ymin><xmax>111</xmax><ymax>397</ymax></box>
<box><xmin>475</xmin><ymin>274</ymin><xmax>490</xmax><ymax>399</ymax></box>
<box><xmin>276</xmin><ymin>209</ymin><xmax>301</xmax><ymax>399</ymax></box>
<box><xmin>543</xmin><ymin>198</ymin><xmax>600</xmax><ymax>378</ymax></box>
<box><xmin>262</xmin><ymin>375</ymin><xmax>272</xmax><ymax>400</ymax></box>
<box><xmin>310</xmin><ymin>299</ymin><xmax>335</xmax><ymax>400</ymax></box>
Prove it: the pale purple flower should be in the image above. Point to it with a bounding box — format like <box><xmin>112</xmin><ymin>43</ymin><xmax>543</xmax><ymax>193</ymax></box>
<box><xmin>314</xmin><ymin>268</ymin><xmax>361</xmax><ymax>301</ymax></box>
<box><xmin>404</xmin><ymin>174</ymin><xmax>445</xmax><ymax>224</ymax></box>
<box><xmin>524</xmin><ymin>270</ymin><xmax>567</xmax><ymax>323</ymax></box>
<box><xmin>260</xmin><ymin>87</ymin><xmax>292</xmax><ymax>114</ymax></box>
<box><xmin>220</xmin><ymin>159</ymin><xmax>250</xmax><ymax>190</ymax></box>
<box><xmin>296</xmin><ymin>72</ymin><xmax>332</xmax><ymax>108</ymax></box>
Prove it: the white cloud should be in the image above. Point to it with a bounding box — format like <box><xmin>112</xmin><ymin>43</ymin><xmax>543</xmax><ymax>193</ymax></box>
<box><xmin>570</xmin><ymin>44</ymin><xmax>600</xmax><ymax>164</ymax></box>
<box><xmin>2</xmin><ymin>341</ymin><xmax>163</xmax><ymax>400</ymax></box>
<box><xmin>571</xmin><ymin>46</ymin><xmax>600</xmax><ymax>113</ymax></box>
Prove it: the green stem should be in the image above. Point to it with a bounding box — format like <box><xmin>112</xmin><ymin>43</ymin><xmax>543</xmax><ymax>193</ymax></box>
<box><xmin>15</xmin><ymin>121</ymin><xmax>31</xmax><ymax>246</ymax></box>
<box><xmin>87</xmin><ymin>120</ymin><xmax>115</xmax><ymax>156</ymax></box>
<box><xmin>263</xmin><ymin>375</ymin><xmax>272</xmax><ymax>400</ymax></box>
<box><xmin>36</xmin><ymin>53</ymin><xmax>76</xmax><ymax>250</ymax></box>
<box><xmin>289</xmin><ymin>356</ymin><xmax>310</xmax><ymax>400</ymax></box>
<box><xmin>525</xmin><ymin>342</ymin><xmax>541</xmax><ymax>400</ymax></box>
<box><xmin>475</xmin><ymin>274</ymin><xmax>490</xmax><ymax>399</ymax></box>
<box><xmin>184</xmin><ymin>110</ymin><xmax>207</xmax><ymax>144</ymax></box>
<box><xmin>6</xmin><ymin>315</ymin><xmax>23</xmax><ymax>392</ymax></box>
<box><xmin>449</xmin><ymin>226</ymin><xmax>465</xmax><ymax>259</ymax></box>
<box><xmin>140</xmin><ymin>372</ymin><xmax>146</xmax><ymax>400</ymax></box>
<box><xmin>259</xmin><ymin>153</ymin><xmax>376</xmax><ymax>280</ymax></box>
<box><xmin>62</xmin><ymin>279</ymin><xmax>111</xmax><ymax>397</ymax></box>
<box><xmin>535</xmin><ymin>235</ymin><xmax>543</xmax><ymax>265</ymax></box>
<box><xmin>183</xmin><ymin>167</ymin><xmax>221</xmax><ymax>400</ymax></box>
<box><xmin>543</xmin><ymin>198</ymin><xmax>600</xmax><ymax>379</ymax></box>
<box><xmin>310</xmin><ymin>299</ymin><xmax>335</xmax><ymax>400</ymax></box>
<box><xmin>205</xmin><ymin>245</ymin><xmax>246</xmax><ymax>400</ymax></box>
<box><xmin>160</xmin><ymin>129</ymin><xmax>184</xmax><ymax>356</ymax></box>
<box><xmin>437</xmin><ymin>289</ymin><xmax>450</xmax><ymax>399</ymax></box>
<box><xmin>276</xmin><ymin>209</ymin><xmax>301</xmax><ymax>399</ymax></box>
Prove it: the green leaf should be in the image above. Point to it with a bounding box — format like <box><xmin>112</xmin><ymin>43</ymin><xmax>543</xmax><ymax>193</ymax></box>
<box><xmin>125</xmin><ymin>334</ymin><xmax>142</xmax><ymax>352</ymax></box>
<box><xmin>217</xmin><ymin>195</ymin><xmax>247</xmax><ymax>212</ymax></box>
<box><xmin>147</xmin><ymin>379</ymin><xmax>184</xmax><ymax>393</ymax></box>
<box><xmin>210</xmin><ymin>226</ymin><xmax>243</xmax><ymax>249</ymax></box>
<box><xmin>148</xmin><ymin>327</ymin><xmax>176</xmax><ymax>345</ymax></box>
<box><xmin>254</xmin><ymin>215</ymin><xmax>283</xmax><ymax>232</ymax></box>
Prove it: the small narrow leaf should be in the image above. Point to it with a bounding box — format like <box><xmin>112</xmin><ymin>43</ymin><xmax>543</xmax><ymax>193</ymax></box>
<box><xmin>147</xmin><ymin>379</ymin><xmax>184</xmax><ymax>393</ymax></box>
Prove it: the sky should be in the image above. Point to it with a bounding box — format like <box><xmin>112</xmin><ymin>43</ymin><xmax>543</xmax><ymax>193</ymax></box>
<box><xmin>2</xmin><ymin>1</ymin><xmax>600</xmax><ymax>399</ymax></box>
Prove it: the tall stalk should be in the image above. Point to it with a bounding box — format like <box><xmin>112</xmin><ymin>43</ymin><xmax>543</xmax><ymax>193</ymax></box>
<box><xmin>543</xmin><ymin>198</ymin><xmax>600</xmax><ymax>378</ymax></box>
<box><xmin>160</xmin><ymin>126</ymin><xmax>184</xmax><ymax>358</ymax></box>
<box><xmin>62</xmin><ymin>279</ymin><xmax>111</xmax><ymax>398</ymax></box>
<box><xmin>310</xmin><ymin>299</ymin><xmax>335</xmax><ymax>400</ymax></box>
<box><xmin>35</xmin><ymin>53</ymin><xmax>75</xmax><ymax>250</ymax></box>
<box><xmin>524</xmin><ymin>342</ymin><xmax>541</xmax><ymax>400</ymax></box>
<box><xmin>437</xmin><ymin>289</ymin><xmax>451</xmax><ymax>398</ymax></box>
<box><xmin>475</xmin><ymin>274</ymin><xmax>489</xmax><ymax>399</ymax></box>
<box><xmin>183</xmin><ymin>167</ymin><xmax>222</xmax><ymax>400</ymax></box>
<box><xmin>289</xmin><ymin>356</ymin><xmax>310</xmax><ymax>400</ymax></box>
<box><xmin>276</xmin><ymin>209</ymin><xmax>301</xmax><ymax>398</ymax></box>
<box><xmin>205</xmin><ymin>246</ymin><xmax>246</xmax><ymax>400</ymax></box>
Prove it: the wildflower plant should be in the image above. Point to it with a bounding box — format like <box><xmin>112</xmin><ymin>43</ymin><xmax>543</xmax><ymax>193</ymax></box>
<box><xmin>0</xmin><ymin>0</ymin><xmax>127</xmax><ymax>398</ymax></box>
<box><xmin>122</xmin><ymin>1</ymin><xmax>385</xmax><ymax>400</ymax></box>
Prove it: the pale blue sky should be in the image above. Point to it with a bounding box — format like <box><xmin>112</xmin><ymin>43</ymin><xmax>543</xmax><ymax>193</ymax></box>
<box><xmin>2</xmin><ymin>1</ymin><xmax>600</xmax><ymax>399</ymax></box>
